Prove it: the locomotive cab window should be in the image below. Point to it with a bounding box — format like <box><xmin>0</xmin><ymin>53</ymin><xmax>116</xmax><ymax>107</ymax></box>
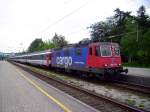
<box><xmin>95</xmin><ymin>46</ymin><xmax>100</xmax><ymax>56</ymax></box>
<box><xmin>114</xmin><ymin>47</ymin><xmax>120</xmax><ymax>56</ymax></box>
<box><xmin>100</xmin><ymin>45</ymin><xmax>112</xmax><ymax>56</ymax></box>
<box><xmin>89</xmin><ymin>47</ymin><xmax>92</xmax><ymax>55</ymax></box>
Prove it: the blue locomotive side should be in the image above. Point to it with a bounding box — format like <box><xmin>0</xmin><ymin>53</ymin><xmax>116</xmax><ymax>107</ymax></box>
<box><xmin>51</xmin><ymin>46</ymin><xmax>88</xmax><ymax>71</ymax></box>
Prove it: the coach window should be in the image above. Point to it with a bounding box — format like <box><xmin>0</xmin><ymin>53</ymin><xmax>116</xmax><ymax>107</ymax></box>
<box><xmin>41</xmin><ymin>55</ymin><xmax>43</xmax><ymax>60</ymax></box>
<box><xmin>34</xmin><ymin>55</ymin><xmax>37</xmax><ymax>60</ymax></box>
<box><xmin>38</xmin><ymin>55</ymin><xmax>40</xmax><ymax>60</ymax></box>
<box><xmin>43</xmin><ymin>54</ymin><xmax>46</xmax><ymax>59</ymax></box>
<box><xmin>32</xmin><ymin>55</ymin><xmax>34</xmax><ymax>60</ymax></box>
<box><xmin>37</xmin><ymin>55</ymin><xmax>40</xmax><ymax>60</ymax></box>
<box><xmin>43</xmin><ymin>55</ymin><xmax>45</xmax><ymax>59</ymax></box>
<box><xmin>32</xmin><ymin>55</ymin><xmax>35</xmax><ymax>60</ymax></box>
<box><xmin>89</xmin><ymin>47</ymin><xmax>92</xmax><ymax>55</ymax></box>
<box><xmin>41</xmin><ymin>55</ymin><xmax>43</xmax><ymax>59</ymax></box>
<box><xmin>35</xmin><ymin>56</ymin><xmax>37</xmax><ymax>60</ymax></box>
<box><xmin>37</xmin><ymin>55</ymin><xmax>39</xmax><ymax>60</ymax></box>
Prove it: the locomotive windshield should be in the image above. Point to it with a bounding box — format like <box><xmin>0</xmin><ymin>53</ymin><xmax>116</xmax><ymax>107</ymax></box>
<box><xmin>114</xmin><ymin>46</ymin><xmax>120</xmax><ymax>56</ymax></box>
<box><xmin>95</xmin><ymin>44</ymin><xmax>120</xmax><ymax>57</ymax></box>
<box><xmin>100</xmin><ymin>45</ymin><xmax>112</xmax><ymax>56</ymax></box>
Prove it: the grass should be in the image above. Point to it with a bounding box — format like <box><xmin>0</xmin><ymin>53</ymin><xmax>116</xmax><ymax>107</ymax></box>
<box><xmin>29</xmin><ymin>66</ymin><xmax>75</xmax><ymax>82</ymax></box>
<box><xmin>126</xmin><ymin>99</ymin><xmax>136</xmax><ymax>106</ymax></box>
<box><xmin>139</xmin><ymin>104</ymin><xmax>144</xmax><ymax>108</ymax></box>
<box><xmin>123</xmin><ymin>62</ymin><xmax>150</xmax><ymax>68</ymax></box>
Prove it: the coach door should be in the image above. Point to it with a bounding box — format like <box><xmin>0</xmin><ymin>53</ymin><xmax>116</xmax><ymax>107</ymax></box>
<box><xmin>46</xmin><ymin>54</ymin><xmax>51</xmax><ymax>67</ymax></box>
<box><xmin>87</xmin><ymin>46</ymin><xmax>93</xmax><ymax>67</ymax></box>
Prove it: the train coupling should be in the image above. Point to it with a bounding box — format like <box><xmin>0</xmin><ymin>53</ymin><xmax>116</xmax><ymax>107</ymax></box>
<box><xmin>121</xmin><ymin>68</ymin><xmax>128</xmax><ymax>74</ymax></box>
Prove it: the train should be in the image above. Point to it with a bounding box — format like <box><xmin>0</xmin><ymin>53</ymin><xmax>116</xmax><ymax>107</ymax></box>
<box><xmin>9</xmin><ymin>42</ymin><xmax>128</xmax><ymax>80</ymax></box>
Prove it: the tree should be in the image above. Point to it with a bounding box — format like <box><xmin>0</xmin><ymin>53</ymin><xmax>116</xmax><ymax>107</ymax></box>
<box><xmin>28</xmin><ymin>38</ymin><xmax>43</xmax><ymax>52</ymax></box>
<box><xmin>89</xmin><ymin>20</ymin><xmax>115</xmax><ymax>42</ymax></box>
<box><xmin>137</xmin><ymin>5</ymin><xmax>150</xmax><ymax>29</ymax></box>
<box><xmin>52</xmin><ymin>33</ymin><xmax>68</xmax><ymax>48</ymax></box>
<box><xmin>39</xmin><ymin>40</ymin><xmax>55</xmax><ymax>51</ymax></box>
<box><xmin>114</xmin><ymin>8</ymin><xmax>131</xmax><ymax>26</ymax></box>
<box><xmin>120</xmin><ymin>5</ymin><xmax>150</xmax><ymax>65</ymax></box>
<box><xmin>88</xmin><ymin>8</ymin><xmax>131</xmax><ymax>43</ymax></box>
<box><xmin>111</xmin><ymin>8</ymin><xmax>131</xmax><ymax>43</ymax></box>
<box><xmin>89</xmin><ymin>5</ymin><xmax>150</xmax><ymax>66</ymax></box>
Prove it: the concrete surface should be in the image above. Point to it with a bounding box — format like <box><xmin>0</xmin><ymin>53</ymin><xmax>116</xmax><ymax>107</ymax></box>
<box><xmin>0</xmin><ymin>61</ymin><xmax>99</xmax><ymax>112</ymax></box>
<box><xmin>124</xmin><ymin>67</ymin><xmax>150</xmax><ymax>78</ymax></box>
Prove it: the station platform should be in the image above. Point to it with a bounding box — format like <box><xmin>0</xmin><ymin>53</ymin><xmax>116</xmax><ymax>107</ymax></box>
<box><xmin>124</xmin><ymin>67</ymin><xmax>150</xmax><ymax>78</ymax></box>
<box><xmin>121</xmin><ymin>67</ymin><xmax>150</xmax><ymax>86</ymax></box>
<box><xmin>0</xmin><ymin>61</ymin><xmax>99</xmax><ymax>112</ymax></box>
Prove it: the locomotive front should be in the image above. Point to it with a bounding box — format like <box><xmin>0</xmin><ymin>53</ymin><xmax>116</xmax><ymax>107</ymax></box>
<box><xmin>87</xmin><ymin>42</ymin><xmax>128</xmax><ymax>79</ymax></box>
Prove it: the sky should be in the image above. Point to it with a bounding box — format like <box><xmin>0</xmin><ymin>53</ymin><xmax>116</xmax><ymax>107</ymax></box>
<box><xmin>0</xmin><ymin>0</ymin><xmax>150</xmax><ymax>53</ymax></box>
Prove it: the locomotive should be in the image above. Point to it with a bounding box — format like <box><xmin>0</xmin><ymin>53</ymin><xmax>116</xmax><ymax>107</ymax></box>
<box><xmin>10</xmin><ymin>42</ymin><xmax>128</xmax><ymax>80</ymax></box>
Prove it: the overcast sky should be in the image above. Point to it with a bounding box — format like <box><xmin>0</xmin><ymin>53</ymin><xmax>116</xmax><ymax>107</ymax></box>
<box><xmin>0</xmin><ymin>0</ymin><xmax>150</xmax><ymax>53</ymax></box>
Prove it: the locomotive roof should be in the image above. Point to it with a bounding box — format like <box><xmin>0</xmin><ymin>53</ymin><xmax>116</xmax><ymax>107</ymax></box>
<box><xmin>89</xmin><ymin>42</ymin><xmax>119</xmax><ymax>46</ymax></box>
<box><xmin>53</xmin><ymin>42</ymin><xmax>119</xmax><ymax>51</ymax></box>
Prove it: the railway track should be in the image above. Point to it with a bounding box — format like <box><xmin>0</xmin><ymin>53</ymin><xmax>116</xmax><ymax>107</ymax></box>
<box><xmin>112</xmin><ymin>81</ymin><xmax>150</xmax><ymax>94</ymax></box>
<box><xmin>11</xmin><ymin>61</ymin><xmax>148</xmax><ymax>112</ymax></box>
<box><xmin>55</xmin><ymin>69</ymin><xmax>150</xmax><ymax>95</ymax></box>
<box><xmin>26</xmin><ymin>63</ymin><xmax>150</xmax><ymax>95</ymax></box>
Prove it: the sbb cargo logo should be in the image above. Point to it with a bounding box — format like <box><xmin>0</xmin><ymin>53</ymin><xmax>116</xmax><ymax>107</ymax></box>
<box><xmin>56</xmin><ymin>56</ymin><xmax>72</xmax><ymax>67</ymax></box>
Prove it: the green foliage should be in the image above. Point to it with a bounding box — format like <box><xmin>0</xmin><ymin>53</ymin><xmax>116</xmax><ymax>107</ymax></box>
<box><xmin>126</xmin><ymin>99</ymin><xmax>136</xmax><ymax>106</ymax></box>
<box><xmin>52</xmin><ymin>33</ymin><xmax>68</xmax><ymax>48</ymax></box>
<box><xmin>121</xmin><ymin>6</ymin><xmax>150</xmax><ymax>66</ymax></box>
<box><xmin>89</xmin><ymin>21</ymin><xmax>113</xmax><ymax>42</ymax></box>
<box><xmin>27</xmin><ymin>33</ymin><xmax>68</xmax><ymax>53</ymax></box>
<box><xmin>37</xmin><ymin>40</ymin><xmax>55</xmax><ymax>51</ymax></box>
<box><xmin>26</xmin><ymin>6</ymin><xmax>149</xmax><ymax>67</ymax></box>
<box><xmin>89</xmin><ymin>8</ymin><xmax>131</xmax><ymax>44</ymax></box>
<box><xmin>89</xmin><ymin>5</ymin><xmax>150</xmax><ymax>67</ymax></box>
<box><xmin>28</xmin><ymin>38</ymin><xmax>44</xmax><ymax>52</ymax></box>
<box><xmin>137</xmin><ymin>5</ymin><xmax>150</xmax><ymax>29</ymax></box>
<box><xmin>123</xmin><ymin>62</ymin><xmax>150</xmax><ymax>68</ymax></box>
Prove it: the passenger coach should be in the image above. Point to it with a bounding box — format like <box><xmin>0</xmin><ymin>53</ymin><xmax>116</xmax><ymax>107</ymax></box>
<box><xmin>10</xmin><ymin>50</ymin><xmax>51</xmax><ymax>67</ymax></box>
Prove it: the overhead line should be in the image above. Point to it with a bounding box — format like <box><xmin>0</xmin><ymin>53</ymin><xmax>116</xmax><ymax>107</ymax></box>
<box><xmin>38</xmin><ymin>1</ymin><xmax>149</xmax><ymax>39</ymax></box>
<box><xmin>66</xmin><ymin>27</ymin><xmax>87</xmax><ymax>35</ymax></box>
<box><xmin>38</xmin><ymin>0</ymin><xmax>90</xmax><ymax>35</ymax></box>
<box><xmin>108</xmin><ymin>30</ymin><xmax>143</xmax><ymax>39</ymax></box>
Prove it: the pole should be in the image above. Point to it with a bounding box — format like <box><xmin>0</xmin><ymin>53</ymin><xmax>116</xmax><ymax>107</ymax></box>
<box><xmin>136</xmin><ymin>24</ymin><xmax>138</xmax><ymax>42</ymax></box>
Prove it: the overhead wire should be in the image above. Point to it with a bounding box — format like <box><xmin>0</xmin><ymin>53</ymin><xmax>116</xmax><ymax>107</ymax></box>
<box><xmin>108</xmin><ymin>29</ymin><xmax>143</xmax><ymax>39</ymax></box>
<box><xmin>38</xmin><ymin>1</ymin><xmax>149</xmax><ymax>40</ymax></box>
<box><xmin>38</xmin><ymin>0</ymin><xmax>91</xmax><ymax>35</ymax></box>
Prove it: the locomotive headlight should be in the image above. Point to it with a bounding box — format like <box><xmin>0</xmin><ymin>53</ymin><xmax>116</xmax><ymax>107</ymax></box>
<box><xmin>104</xmin><ymin>64</ymin><xmax>108</xmax><ymax>67</ymax></box>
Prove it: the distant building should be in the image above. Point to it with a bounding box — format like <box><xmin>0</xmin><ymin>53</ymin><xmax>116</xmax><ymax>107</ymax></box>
<box><xmin>0</xmin><ymin>52</ymin><xmax>15</xmax><ymax>60</ymax></box>
<box><xmin>0</xmin><ymin>52</ymin><xmax>4</xmax><ymax>60</ymax></box>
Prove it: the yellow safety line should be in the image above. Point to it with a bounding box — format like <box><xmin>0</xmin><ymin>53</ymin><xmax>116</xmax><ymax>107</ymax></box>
<box><xmin>15</xmin><ymin>68</ymin><xmax>72</xmax><ymax>112</ymax></box>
